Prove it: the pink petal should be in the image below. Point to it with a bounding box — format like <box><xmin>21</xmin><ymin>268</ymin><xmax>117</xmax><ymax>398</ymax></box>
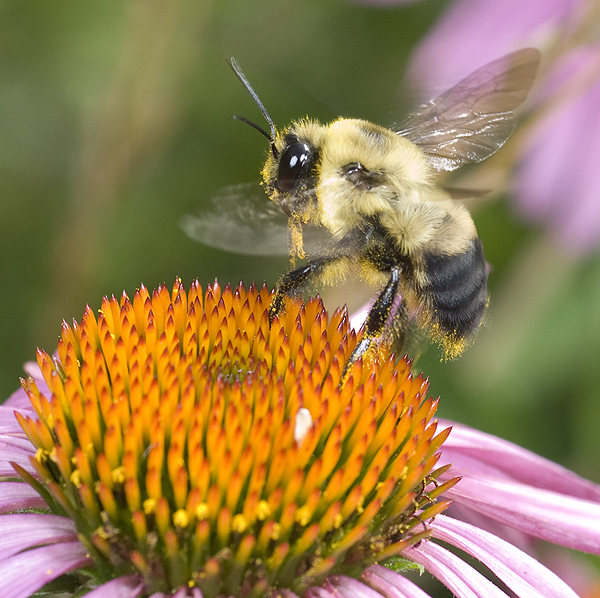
<box><xmin>445</xmin><ymin>474</ymin><xmax>600</xmax><ymax>554</ymax></box>
<box><xmin>431</xmin><ymin>515</ymin><xmax>580</xmax><ymax>598</ymax></box>
<box><xmin>5</xmin><ymin>361</ymin><xmax>47</xmax><ymax>410</ymax></box>
<box><xmin>0</xmin><ymin>541</ymin><xmax>92</xmax><ymax>598</ymax></box>
<box><xmin>439</xmin><ymin>420</ymin><xmax>600</xmax><ymax>501</ymax></box>
<box><xmin>363</xmin><ymin>565</ymin><xmax>433</xmax><ymax>598</ymax></box>
<box><xmin>0</xmin><ymin>434</ymin><xmax>35</xmax><ymax>452</ymax></box>
<box><xmin>306</xmin><ymin>587</ymin><xmax>336</xmax><ymax>598</ymax></box>
<box><xmin>0</xmin><ymin>513</ymin><xmax>76</xmax><ymax>559</ymax></box>
<box><xmin>84</xmin><ymin>576</ymin><xmax>145</xmax><ymax>598</ymax></box>
<box><xmin>0</xmin><ymin>445</ymin><xmax>37</xmax><ymax>477</ymax></box>
<box><xmin>0</xmin><ymin>406</ymin><xmax>33</xmax><ymax>435</ymax></box>
<box><xmin>4</xmin><ymin>388</ymin><xmax>35</xmax><ymax>411</ymax></box>
<box><xmin>0</xmin><ymin>482</ymin><xmax>47</xmax><ymax>513</ymax></box>
<box><xmin>404</xmin><ymin>541</ymin><xmax>511</xmax><ymax>598</ymax></box>
<box><xmin>322</xmin><ymin>576</ymin><xmax>387</xmax><ymax>598</ymax></box>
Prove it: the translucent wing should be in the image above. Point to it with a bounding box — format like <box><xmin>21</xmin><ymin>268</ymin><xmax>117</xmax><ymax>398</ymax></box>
<box><xmin>396</xmin><ymin>48</ymin><xmax>540</xmax><ymax>171</ymax></box>
<box><xmin>182</xmin><ymin>184</ymin><xmax>289</xmax><ymax>255</ymax></box>
<box><xmin>183</xmin><ymin>183</ymin><xmax>328</xmax><ymax>256</ymax></box>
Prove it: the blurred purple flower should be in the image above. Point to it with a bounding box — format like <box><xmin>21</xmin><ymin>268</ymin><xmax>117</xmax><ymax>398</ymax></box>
<box><xmin>514</xmin><ymin>45</ymin><xmax>600</xmax><ymax>253</ymax></box>
<box><xmin>3</xmin><ymin>361</ymin><xmax>600</xmax><ymax>598</ymax></box>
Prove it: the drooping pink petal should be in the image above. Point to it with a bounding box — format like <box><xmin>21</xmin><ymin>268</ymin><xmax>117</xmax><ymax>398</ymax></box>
<box><xmin>362</xmin><ymin>565</ymin><xmax>433</xmax><ymax>598</ymax></box>
<box><xmin>404</xmin><ymin>540</ymin><xmax>511</xmax><ymax>598</ymax></box>
<box><xmin>4</xmin><ymin>388</ymin><xmax>35</xmax><ymax>411</ymax></box>
<box><xmin>0</xmin><ymin>541</ymin><xmax>92</xmax><ymax>598</ymax></box>
<box><xmin>444</xmin><ymin>474</ymin><xmax>600</xmax><ymax>554</ymax></box>
<box><xmin>0</xmin><ymin>446</ymin><xmax>37</xmax><ymax>477</ymax></box>
<box><xmin>430</xmin><ymin>514</ymin><xmax>580</xmax><ymax>598</ymax></box>
<box><xmin>0</xmin><ymin>433</ymin><xmax>35</xmax><ymax>452</ymax></box>
<box><xmin>84</xmin><ymin>576</ymin><xmax>145</xmax><ymax>598</ymax></box>
<box><xmin>0</xmin><ymin>481</ymin><xmax>48</xmax><ymax>513</ymax></box>
<box><xmin>4</xmin><ymin>361</ymin><xmax>50</xmax><ymax>410</ymax></box>
<box><xmin>306</xmin><ymin>586</ymin><xmax>336</xmax><ymax>598</ymax></box>
<box><xmin>320</xmin><ymin>576</ymin><xmax>388</xmax><ymax>598</ymax></box>
<box><xmin>0</xmin><ymin>406</ymin><xmax>33</xmax><ymax>435</ymax></box>
<box><xmin>439</xmin><ymin>420</ymin><xmax>600</xmax><ymax>501</ymax></box>
<box><xmin>0</xmin><ymin>513</ymin><xmax>76</xmax><ymax>559</ymax></box>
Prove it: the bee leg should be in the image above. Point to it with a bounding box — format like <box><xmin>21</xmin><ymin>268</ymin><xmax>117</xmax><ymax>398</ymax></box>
<box><xmin>342</xmin><ymin>266</ymin><xmax>401</xmax><ymax>380</ymax></box>
<box><xmin>269</xmin><ymin>258</ymin><xmax>330</xmax><ymax>324</ymax></box>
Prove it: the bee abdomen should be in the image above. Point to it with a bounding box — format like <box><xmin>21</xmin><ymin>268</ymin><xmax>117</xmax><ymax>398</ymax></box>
<box><xmin>423</xmin><ymin>238</ymin><xmax>488</xmax><ymax>340</ymax></box>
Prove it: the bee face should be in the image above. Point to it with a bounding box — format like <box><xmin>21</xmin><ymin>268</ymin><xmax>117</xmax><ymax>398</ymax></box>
<box><xmin>260</xmin><ymin>121</ymin><xmax>319</xmax><ymax>221</ymax></box>
<box><xmin>207</xmin><ymin>50</ymin><xmax>540</xmax><ymax>371</ymax></box>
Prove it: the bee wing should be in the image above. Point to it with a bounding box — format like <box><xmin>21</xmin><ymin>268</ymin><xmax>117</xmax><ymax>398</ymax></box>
<box><xmin>396</xmin><ymin>48</ymin><xmax>540</xmax><ymax>172</ymax></box>
<box><xmin>183</xmin><ymin>183</ymin><xmax>328</xmax><ymax>256</ymax></box>
<box><xmin>182</xmin><ymin>183</ymin><xmax>290</xmax><ymax>255</ymax></box>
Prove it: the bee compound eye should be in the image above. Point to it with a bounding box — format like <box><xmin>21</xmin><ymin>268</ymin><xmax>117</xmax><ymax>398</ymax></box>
<box><xmin>276</xmin><ymin>142</ymin><xmax>311</xmax><ymax>192</ymax></box>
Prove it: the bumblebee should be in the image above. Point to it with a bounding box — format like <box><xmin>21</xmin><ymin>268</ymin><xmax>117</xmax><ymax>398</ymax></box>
<box><xmin>187</xmin><ymin>49</ymin><xmax>540</xmax><ymax>372</ymax></box>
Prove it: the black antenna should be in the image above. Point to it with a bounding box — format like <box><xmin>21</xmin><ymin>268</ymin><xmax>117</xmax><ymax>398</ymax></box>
<box><xmin>229</xmin><ymin>58</ymin><xmax>278</xmax><ymax>155</ymax></box>
<box><xmin>232</xmin><ymin>115</ymin><xmax>271</xmax><ymax>143</ymax></box>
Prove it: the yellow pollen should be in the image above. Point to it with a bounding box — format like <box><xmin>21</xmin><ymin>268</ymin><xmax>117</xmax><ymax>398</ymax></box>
<box><xmin>35</xmin><ymin>448</ymin><xmax>47</xmax><ymax>463</ymax></box>
<box><xmin>173</xmin><ymin>509</ymin><xmax>189</xmax><ymax>528</ymax></box>
<box><xmin>270</xmin><ymin>522</ymin><xmax>281</xmax><ymax>540</ymax></box>
<box><xmin>232</xmin><ymin>514</ymin><xmax>248</xmax><ymax>533</ymax></box>
<box><xmin>94</xmin><ymin>526</ymin><xmax>110</xmax><ymax>540</ymax></box>
<box><xmin>333</xmin><ymin>513</ymin><xmax>343</xmax><ymax>529</ymax></box>
<box><xmin>70</xmin><ymin>470</ymin><xmax>81</xmax><ymax>489</ymax></box>
<box><xmin>256</xmin><ymin>500</ymin><xmax>271</xmax><ymax>521</ymax></box>
<box><xmin>196</xmin><ymin>503</ymin><xmax>209</xmax><ymax>520</ymax></box>
<box><xmin>295</xmin><ymin>506</ymin><xmax>311</xmax><ymax>526</ymax></box>
<box><xmin>49</xmin><ymin>447</ymin><xmax>58</xmax><ymax>463</ymax></box>
<box><xmin>143</xmin><ymin>498</ymin><xmax>157</xmax><ymax>515</ymax></box>
<box><xmin>111</xmin><ymin>466</ymin><xmax>125</xmax><ymax>484</ymax></box>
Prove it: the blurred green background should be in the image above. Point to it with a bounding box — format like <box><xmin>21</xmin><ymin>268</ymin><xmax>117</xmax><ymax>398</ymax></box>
<box><xmin>1</xmin><ymin>0</ymin><xmax>599</xmax><ymax>497</ymax></box>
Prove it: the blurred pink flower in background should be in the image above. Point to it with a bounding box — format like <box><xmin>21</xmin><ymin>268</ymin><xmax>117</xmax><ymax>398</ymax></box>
<box><xmin>514</xmin><ymin>45</ymin><xmax>600</xmax><ymax>253</ymax></box>
<box><xmin>406</xmin><ymin>0</ymin><xmax>583</xmax><ymax>89</ymax></box>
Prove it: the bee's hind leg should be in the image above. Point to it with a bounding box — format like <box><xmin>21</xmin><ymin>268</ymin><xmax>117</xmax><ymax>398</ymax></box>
<box><xmin>342</xmin><ymin>266</ymin><xmax>402</xmax><ymax>380</ymax></box>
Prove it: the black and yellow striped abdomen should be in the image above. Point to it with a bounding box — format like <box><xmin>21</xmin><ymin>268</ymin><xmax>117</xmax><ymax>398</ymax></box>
<box><xmin>423</xmin><ymin>238</ymin><xmax>488</xmax><ymax>356</ymax></box>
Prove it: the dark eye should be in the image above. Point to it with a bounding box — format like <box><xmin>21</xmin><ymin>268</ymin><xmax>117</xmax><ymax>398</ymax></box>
<box><xmin>277</xmin><ymin>141</ymin><xmax>311</xmax><ymax>192</ymax></box>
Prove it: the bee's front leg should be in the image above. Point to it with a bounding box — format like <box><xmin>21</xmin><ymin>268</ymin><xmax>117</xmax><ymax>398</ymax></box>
<box><xmin>342</xmin><ymin>266</ymin><xmax>402</xmax><ymax>380</ymax></box>
<box><xmin>269</xmin><ymin>257</ymin><xmax>330</xmax><ymax>324</ymax></box>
